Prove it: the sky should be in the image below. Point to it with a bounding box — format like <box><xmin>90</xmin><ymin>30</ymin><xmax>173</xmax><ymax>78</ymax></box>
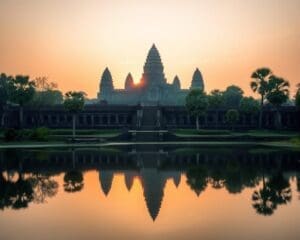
<box><xmin>0</xmin><ymin>0</ymin><xmax>299</xmax><ymax>98</ymax></box>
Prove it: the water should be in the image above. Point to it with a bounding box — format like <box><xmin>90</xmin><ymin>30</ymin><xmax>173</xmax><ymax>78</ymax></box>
<box><xmin>0</xmin><ymin>145</ymin><xmax>299</xmax><ymax>240</ymax></box>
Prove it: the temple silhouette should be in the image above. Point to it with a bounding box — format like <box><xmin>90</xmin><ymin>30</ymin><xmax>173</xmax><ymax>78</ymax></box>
<box><xmin>98</xmin><ymin>44</ymin><xmax>204</xmax><ymax>105</ymax></box>
<box><xmin>2</xmin><ymin>44</ymin><xmax>299</xmax><ymax>130</ymax></box>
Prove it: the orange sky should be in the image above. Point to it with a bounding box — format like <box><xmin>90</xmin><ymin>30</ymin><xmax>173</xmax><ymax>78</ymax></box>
<box><xmin>0</xmin><ymin>0</ymin><xmax>299</xmax><ymax>98</ymax></box>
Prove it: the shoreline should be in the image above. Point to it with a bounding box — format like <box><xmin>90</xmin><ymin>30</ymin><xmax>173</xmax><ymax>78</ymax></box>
<box><xmin>0</xmin><ymin>140</ymin><xmax>299</xmax><ymax>149</ymax></box>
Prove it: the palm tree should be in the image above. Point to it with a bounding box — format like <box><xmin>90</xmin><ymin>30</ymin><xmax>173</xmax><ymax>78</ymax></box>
<box><xmin>250</xmin><ymin>68</ymin><xmax>272</xmax><ymax>128</ymax></box>
<box><xmin>252</xmin><ymin>165</ymin><xmax>277</xmax><ymax>216</ymax></box>
<box><xmin>267</xmin><ymin>173</ymin><xmax>292</xmax><ymax>205</ymax></box>
<box><xmin>266</xmin><ymin>76</ymin><xmax>289</xmax><ymax>128</ymax></box>
<box><xmin>252</xmin><ymin>185</ymin><xmax>276</xmax><ymax>216</ymax></box>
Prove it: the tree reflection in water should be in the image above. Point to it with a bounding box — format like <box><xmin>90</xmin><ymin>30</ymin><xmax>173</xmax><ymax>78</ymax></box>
<box><xmin>63</xmin><ymin>171</ymin><xmax>84</xmax><ymax>193</ymax></box>
<box><xmin>0</xmin><ymin>147</ymin><xmax>299</xmax><ymax>220</ymax></box>
<box><xmin>186</xmin><ymin>166</ymin><xmax>208</xmax><ymax>196</ymax></box>
<box><xmin>0</xmin><ymin>171</ymin><xmax>58</xmax><ymax>210</ymax></box>
<box><xmin>30</xmin><ymin>173</ymin><xmax>59</xmax><ymax>203</ymax></box>
<box><xmin>252</xmin><ymin>172</ymin><xmax>292</xmax><ymax>216</ymax></box>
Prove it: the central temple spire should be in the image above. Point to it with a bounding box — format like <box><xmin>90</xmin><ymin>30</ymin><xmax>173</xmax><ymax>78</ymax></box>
<box><xmin>141</xmin><ymin>44</ymin><xmax>166</xmax><ymax>87</ymax></box>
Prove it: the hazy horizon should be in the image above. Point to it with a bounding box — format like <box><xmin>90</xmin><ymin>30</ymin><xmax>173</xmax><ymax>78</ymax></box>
<box><xmin>1</xmin><ymin>0</ymin><xmax>299</xmax><ymax>98</ymax></box>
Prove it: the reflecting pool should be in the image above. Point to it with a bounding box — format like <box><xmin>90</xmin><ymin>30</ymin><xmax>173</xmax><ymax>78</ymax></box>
<box><xmin>0</xmin><ymin>145</ymin><xmax>299</xmax><ymax>240</ymax></box>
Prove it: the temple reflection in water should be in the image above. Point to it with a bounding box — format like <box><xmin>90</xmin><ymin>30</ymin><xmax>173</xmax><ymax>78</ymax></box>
<box><xmin>0</xmin><ymin>145</ymin><xmax>299</xmax><ymax>220</ymax></box>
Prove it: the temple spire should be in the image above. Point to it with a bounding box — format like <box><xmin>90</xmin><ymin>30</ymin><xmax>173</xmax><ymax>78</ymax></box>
<box><xmin>99</xmin><ymin>170</ymin><xmax>114</xmax><ymax>196</ymax></box>
<box><xmin>172</xmin><ymin>75</ymin><xmax>181</xmax><ymax>90</ymax></box>
<box><xmin>99</xmin><ymin>67</ymin><xmax>114</xmax><ymax>100</ymax></box>
<box><xmin>125</xmin><ymin>73</ymin><xmax>134</xmax><ymax>90</ymax></box>
<box><xmin>190</xmin><ymin>68</ymin><xmax>204</xmax><ymax>90</ymax></box>
<box><xmin>141</xmin><ymin>44</ymin><xmax>166</xmax><ymax>87</ymax></box>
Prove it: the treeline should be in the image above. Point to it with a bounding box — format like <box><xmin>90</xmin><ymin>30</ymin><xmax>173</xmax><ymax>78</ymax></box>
<box><xmin>186</xmin><ymin>67</ymin><xmax>300</xmax><ymax>129</ymax></box>
<box><xmin>0</xmin><ymin>74</ymin><xmax>63</xmax><ymax>127</ymax></box>
<box><xmin>0</xmin><ymin>74</ymin><xmax>85</xmax><ymax>135</ymax></box>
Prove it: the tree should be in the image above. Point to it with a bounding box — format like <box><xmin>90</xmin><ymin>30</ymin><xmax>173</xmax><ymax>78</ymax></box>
<box><xmin>30</xmin><ymin>89</ymin><xmax>63</xmax><ymax>107</ymax></box>
<box><xmin>0</xmin><ymin>73</ymin><xmax>12</xmax><ymax>106</ymax></box>
<box><xmin>63</xmin><ymin>91</ymin><xmax>85</xmax><ymax>138</ymax></box>
<box><xmin>10</xmin><ymin>75</ymin><xmax>36</xmax><ymax>128</ymax></box>
<box><xmin>295</xmin><ymin>83</ymin><xmax>300</xmax><ymax>108</ymax></box>
<box><xmin>225</xmin><ymin>109</ymin><xmax>239</xmax><ymax>130</ymax></box>
<box><xmin>63</xmin><ymin>171</ymin><xmax>84</xmax><ymax>193</ymax></box>
<box><xmin>267</xmin><ymin>173</ymin><xmax>291</xmax><ymax>205</ymax></box>
<box><xmin>252</xmin><ymin>172</ymin><xmax>291</xmax><ymax>216</ymax></box>
<box><xmin>30</xmin><ymin>174</ymin><xmax>58</xmax><ymax>204</ymax></box>
<box><xmin>185</xmin><ymin>89</ymin><xmax>209</xmax><ymax>130</ymax></box>
<box><xmin>208</xmin><ymin>89</ymin><xmax>223</xmax><ymax>128</ymax></box>
<box><xmin>266</xmin><ymin>76</ymin><xmax>289</xmax><ymax>128</ymax></box>
<box><xmin>239</xmin><ymin>97</ymin><xmax>260</xmax><ymax>125</ymax></box>
<box><xmin>0</xmin><ymin>73</ymin><xmax>14</xmax><ymax>127</ymax></box>
<box><xmin>11</xmin><ymin>175</ymin><xmax>34</xmax><ymax>209</ymax></box>
<box><xmin>223</xmin><ymin>85</ymin><xmax>244</xmax><ymax>108</ymax></box>
<box><xmin>224</xmin><ymin>160</ymin><xmax>244</xmax><ymax>194</ymax></box>
<box><xmin>30</xmin><ymin>77</ymin><xmax>63</xmax><ymax>107</ymax></box>
<box><xmin>250</xmin><ymin>68</ymin><xmax>272</xmax><ymax>128</ymax></box>
<box><xmin>252</xmin><ymin>185</ymin><xmax>276</xmax><ymax>216</ymax></box>
<box><xmin>34</xmin><ymin>76</ymin><xmax>57</xmax><ymax>91</ymax></box>
<box><xmin>186</xmin><ymin>166</ymin><xmax>208</xmax><ymax>196</ymax></box>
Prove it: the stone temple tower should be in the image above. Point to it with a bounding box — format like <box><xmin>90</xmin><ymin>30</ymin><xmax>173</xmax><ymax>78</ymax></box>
<box><xmin>190</xmin><ymin>68</ymin><xmax>204</xmax><ymax>91</ymax></box>
<box><xmin>172</xmin><ymin>76</ymin><xmax>181</xmax><ymax>90</ymax></box>
<box><xmin>140</xmin><ymin>44</ymin><xmax>167</xmax><ymax>103</ymax></box>
<box><xmin>97</xmin><ymin>45</ymin><xmax>205</xmax><ymax>105</ymax></box>
<box><xmin>124</xmin><ymin>73</ymin><xmax>134</xmax><ymax>90</ymax></box>
<box><xmin>141</xmin><ymin>44</ymin><xmax>166</xmax><ymax>88</ymax></box>
<box><xmin>98</xmin><ymin>67</ymin><xmax>114</xmax><ymax>101</ymax></box>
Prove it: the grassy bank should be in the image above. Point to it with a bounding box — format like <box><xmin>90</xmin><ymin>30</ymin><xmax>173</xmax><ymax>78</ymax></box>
<box><xmin>0</xmin><ymin>128</ymin><xmax>123</xmax><ymax>143</ymax></box>
<box><xmin>174</xmin><ymin>129</ymin><xmax>299</xmax><ymax>138</ymax></box>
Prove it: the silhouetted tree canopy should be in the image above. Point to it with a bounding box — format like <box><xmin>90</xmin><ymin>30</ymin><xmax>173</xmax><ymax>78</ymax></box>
<box><xmin>208</xmin><ymin>89</ymin><xmax>223</xmax><ymax>108</ymax></box>
<box><xmin>9</xmin><ymin>75</ymin><xmax>36</xmax><ymax>127</ymax></box>
<box><xmin>64</xmin><ymin>91</ymin><xmax>85</xmax><ymax>113</ymax></box>
<box><xmin>296</xmin><ymin>87</ymin><xmax>300</xmax><ymax>108</ymax></box>
<box><xmin>239</xmin><ymin>97</ymin><xmax>260</xmax><ymax>114</ymax></box>
<box><xmin>186</xmin><ymin>166</ymin><xmax>208</xmax><ymax>196</ymax></box>
<box><xmin>30</xmin><ymin>174</ymin><xmax>59</xmax><ymax>203</ymax></box>
<box><xmin>267</xmin><ymin>173</ymin><xmax>291</xmax><ymax>205</ymax></box>
<box><xmin>266</xmin><ymin>76</ymin><xmax>289</xmax><ymax>107</ymax></box>
<box><xmin>10</xmin><ymin>75</ymin><xmax>36</xmax><ymax>107</ymax></box>
<box><xmin>30</xmin><ymin>90</ymin><xmax>63</xmax><ymax>107</ymax></box>
<box><xmin>252</xmin><ymin>186</ymin><xmax>276</xmax><ymax>216</ymax></box>
<box><xmin>26</xmin><ymin>77</ymin><xmax>62</xmax><ymax>106</ymax></box>
<box><xmin>185</xmin><ymin>89</ymin><xmax>208</xmax><ymax>130</ymax></box>
<box><xmin>63</xmin><ymin>171</ymin><xmax>84</xmax><ymax>193</ymax></box>
<box><xmin>0</xmin><ymin>73</ymin><xmax>13</xmax><ymax>107</ymax></box>
<box><xmin>266</xmin><ymin>76</ymin><xmax>289</xmax><ymax>128</ymax></box>
<box><xmin>64</xmin><ymin>91</ymin><xmax>86</xmax><ymax>138</ymax></box>
<box><xmin>250</xmin><ymin>68</ymin><xmax>272</xmax><ymax>128</ymax></box>
<box><xmin>223</xmin><ymin>85</ymin><xmax>244</xmax><ymax>108</ymax></box>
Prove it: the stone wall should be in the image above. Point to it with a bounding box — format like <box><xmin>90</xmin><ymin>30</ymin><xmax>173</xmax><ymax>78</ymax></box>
<box><xmin>1</xmin><ymin>104</ymin><xmax>299</xmax><ymax>130</ymax></box>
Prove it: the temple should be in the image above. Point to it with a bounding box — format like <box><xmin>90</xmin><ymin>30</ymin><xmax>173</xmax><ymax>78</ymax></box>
<box><xmin>98</xmin><ymin>44</ymin><xmax>204</xmax><ymax>105</ymax></box>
